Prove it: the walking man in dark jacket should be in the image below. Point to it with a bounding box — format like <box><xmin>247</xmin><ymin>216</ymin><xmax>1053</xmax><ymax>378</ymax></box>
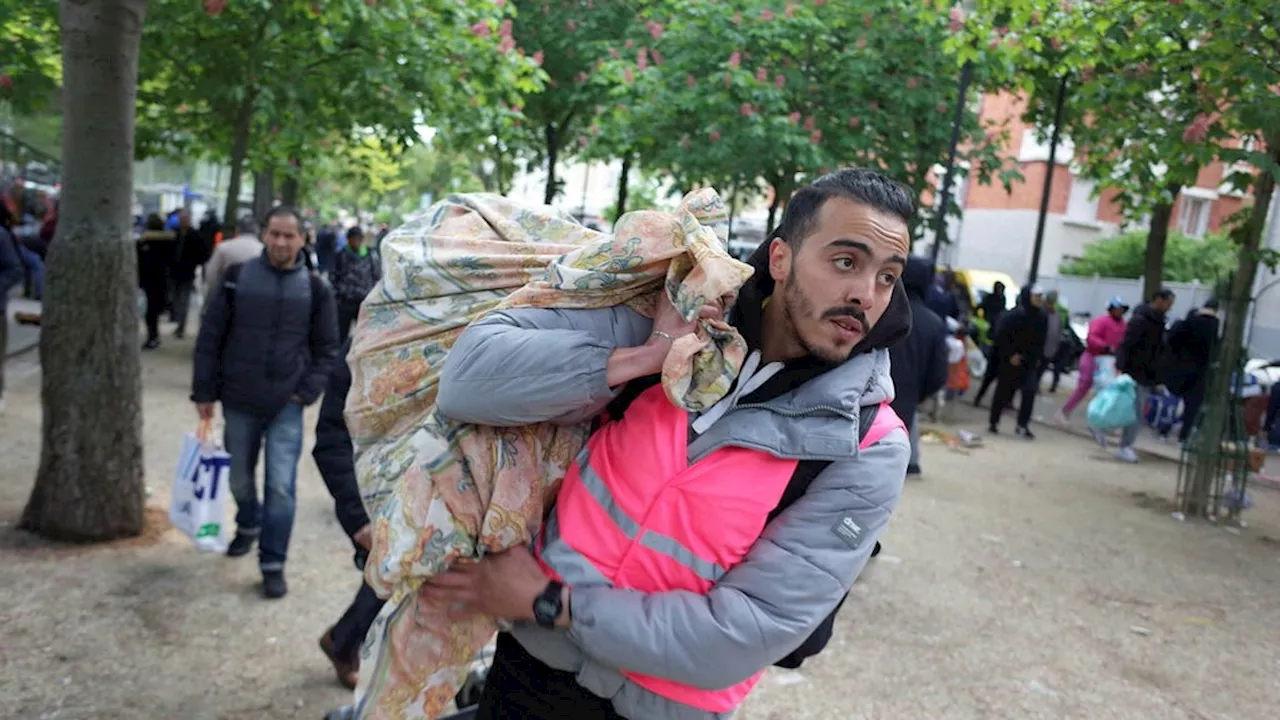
<box><xmin>988</xmin><ymin>286</ymin><xmax>1048</xmax><ymax>438</ymax></box>
<box><xmin>890</xmin><ymin>256</ymin><xmax>949</xmax><ymax>475</ymax></box>
<box><xmin>192</xmin><ymin>206</ymin><xmax>341</xmax><ymax>598</ymax></box>
<box><xmin>169</xmin><ymin>209</ymin><xmax>210</xmax><ymax>338</ymax></box>
<box><xmin>313</xmin><ymin>338</ymin><xmax>384</xmax><ymax>689</ymax></box>
<box><xmin>1110</xmin><ymin>288</ymin><xmax>1175</xmax><ymax>462</ymax></box>
<box><xmin>330</xmin><ymin>225</ymin><xmax>382</xmax><ymax>343</ymax></box>
<box><xmin>1166</xmin><ymin>299</ymin><xmax>1219</xmax><ymax>444</ymax></box>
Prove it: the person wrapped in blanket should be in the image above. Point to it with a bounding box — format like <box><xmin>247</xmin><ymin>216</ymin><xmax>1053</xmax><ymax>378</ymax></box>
<box><xmin>420</xmin><ymin>169</ymin><xmax>913</xmax><ymax>720</ymax></box>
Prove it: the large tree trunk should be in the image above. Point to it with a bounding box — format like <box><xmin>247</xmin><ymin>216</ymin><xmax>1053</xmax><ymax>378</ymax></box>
<box><xmin>222</xmin><ymin>98</ymin><xmax>253</xmax><ymax>234</ymax></box>
<box><xmin>252</xmin><ymin>169</ymin><xmax>274</xmax><ymax>220</ymax></box>
<box><xmin>22</xmin><ymin>0</ymin><xmax>149</xmax><ymax>542</ymax></box>
<box><xmin>543</xmin><ymin>122</ymin><xmax>560</xmax><ymax>205</ymax></box>
<box><xmin>613</xmin><ymin>152</ymin><xmax>632</xmax><ymax>222</ymax></box>
<box><xmin>1142</xmin><ymin>187</ymin><xmax>1179</xmax><ymax>302</ymax></box>
<box><xmin>1185</xmin><ymin>143</ymin><xmax>1278</xmax><ymax>517</ymax></box>
<box><xmin>280</xmin><ymin>158</ymin><xmax>301</xmax><ymax>207</ymax></box>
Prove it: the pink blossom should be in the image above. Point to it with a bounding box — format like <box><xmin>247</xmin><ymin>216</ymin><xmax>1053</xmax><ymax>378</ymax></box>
<box><xmin>625</xmin><ymin>39</ymin><xmax>635</xmax><ymax>49</ymax></box>
<box><xmin>729</xmin><ymin>51</ymin><xmax>741</xmax><ymax>68</ymax></box>
<box><xmin>809</xmin><ymin>130</ymin><xmax>822</xmax><ymax>145</ymax></box>
<box><xmin>869</xmin><ymin>101</ymin><xmax>879</xmax><ymax>110</ymax></box>
<box><xmin>788</xmin><ymin>111</ymin><xmax>801</xmax><ymax>124</ymax></box>
<box><xmin>499</xmin><ymin>19</ymin><xmax>513</xmax><ymax>37</ymax></box>
<box><xmin>650</xmin><ymin>49</ymin><xmax>664</xmax><ymax>66</ymax></box>
<box><xmin>494</xmin><ymin>0</ymin><xmax>505</xmax><ymax>5</ymax></box>
<box><xmin>532</xmin><ymin>50</ymin><xmax>545</xmax><ymax>66</ymax></box>
<box><xmin>761</xmin><ymin>9</ymin><xmax>776</xmax><ymax>20</ymax></box>
<box><xmin>785</xmin><ymin>4</ymin><xmax>797</xmax><ymax>18</ymax></box>
<box><xmin>637</xmin><ymin>49</ymin><xmax>648</xmax><ymax>71</ymax></box>
<box><xmin>566</xmin><ymin>19</ymin><xmax>577</xmax><ymax>31</ymax></box>
<box><xmin>204</xmin><ymin>0</ymin><xmax>226</xmax><ymax>15</ymax></box>
<box><xmin>1182</xmin><ymin>114</ymin><xmax>1212</xmax><ymax>143</ymax></box>
<box><xmin>710</xmin><ymin>129</ymin><xmax>721</xmax><ymax>142</ymax></box>
<box><xmin>997</xmin><ymin>25</ymin><xmax>1009</xmax><ymax>36</ymax></box>
<box><xmin>741</xmin><ymin>102</ymin><xmax>754</xmax><ymax>117</ymax></box>
<box><xmin>775</xmin><ymin>73</ymin><xmax>786</xmax><ymax>88</ymax></box>
<box><xmin>731</xmin><ymin>12</ymin><xmax>743</xmax><ymax>24</ymax></box>
<box><xmin>609</xmin><ymin>47</ymin><xmax>620</xmax><ymax>59</ymax></box>
<box><xmin>907</xmin><ymin>77</ymin><xmax>919</xmax><ymax>89</ymax></box>
<box><xmin>687</xmin><ymin>73</ymin><xmax>697</xmax><ymax>88</ymax></box>
<box><xmin>936</xmin><ymin>102</ymin><xmax>948</xmax><ymax>113</ymax></box>
<box><xmin>1061</xmin><ymin>0</ymin><xmax>1073</xmax><ymax>10</ymax></box>
<box><xmin>756</xmin><ymin>66</ymin><xmax>768</xmax><ymax>82</ymax></box>
<box><xmin>856</xmin><ymin>37</ymin><xmax>867</xmax><ymax>49</ymax></box>
<box><xmin>578</xmin><ymin>135</ymin><xmax>589</xmax><ymax>148</ymax></box>
<box><xmin>949</xmin><ymin>7</ymin><xmax>965</xmax><ymax>33</ymax></box>
<box><xmin>814</xmin><ymin>0</ymin><xmax>825</xmax><ymax>5</ymax></box>
<box><xmin>623</xmin><ymin>67</ymin><xmax>634</xmax><ymax>83</ymax></box>
<box><xmin>498</xmin><ymin>36</ymin><xmax>515</xmax><ymax>54</ymax></box>
<box><xmin>803</xmin><ymin>115</ymin><xmax>815</xmax><ymax>131</ymax></box>
<box><xmin>862</xmin><ymin>12</ymin><xmax>873</xmax><ymax>27</ymax></box>
<box><xmin>1050</xmin><ymin>37</ymin><xmax>1063</xmax><ymax>50</ymax></box>
<box><xmin>470</xmin><ymin>21</ymin><xmax>492</xmax><ymax>37</ymax></box>
<box><xmin>575</xmin><ymin>71</ymin><xmax>589</xmax><ymax>83</ymax></box>
<box><xmin>988</xmin><ymin>36</ymin><xmax>1002</xmax><ymax>50</ymax></box>
<box><xmin>646</xmin><ymin>20</ymin><xmax>665</xmax><ymax>40</ymax></box>
<box><xmin>848</xmin><ymin>116</ymin><xmax>861</xmax><ymax>128</ymax></box>
<box><xmin>723</xmin><ymin>72</ymin><xmax>732</xmax><ymax>87</ymax></box>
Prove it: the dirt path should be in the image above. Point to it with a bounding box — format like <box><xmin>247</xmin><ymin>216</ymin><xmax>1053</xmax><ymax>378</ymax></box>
<box><xmin>2</xmin><ymin>345</ymin><xmax>1278</xmax><ymax>720</ymax></box>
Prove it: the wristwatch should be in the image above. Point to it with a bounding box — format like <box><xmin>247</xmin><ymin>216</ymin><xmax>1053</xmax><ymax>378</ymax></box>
<box><xmin>532</xmin><ymin>580</ymin><xmax>565</xmax><ymax>629</ymax></box>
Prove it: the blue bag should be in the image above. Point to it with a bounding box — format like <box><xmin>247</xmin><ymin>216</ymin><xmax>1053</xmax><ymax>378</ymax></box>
<box><xmin>1088</xmin><ymin>374</ymin><xmax>1138</xmax><ymax>431</ymax></box>
<box><xmin>1144</xmin><ymin>388</ymin><xmax>1182</xmax><ymax>436</ymax></box>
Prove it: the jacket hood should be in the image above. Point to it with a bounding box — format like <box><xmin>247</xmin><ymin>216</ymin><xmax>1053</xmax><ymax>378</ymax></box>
<box><xmin>1134</xmin><ymin>302</ymin><xmax>1166</xmax><ymax>324</ymax></box>
<box><xmin>901</xmin><ymin>255</ymin><xmax>935</xmax><ymax>296</ymax></box>
<box><xmin>728</xmin><ymin>240</ymin><xmax>913</xmax><ymax>412</ymax></box>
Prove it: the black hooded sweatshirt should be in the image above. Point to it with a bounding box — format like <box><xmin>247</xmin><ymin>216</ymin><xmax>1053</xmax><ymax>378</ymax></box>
<box><xmin>992</xmin><ymin>287</ymin><xmax>1048</xmax><ymax>365</ymax></box>
<box><xmin>889</xmin><ymin>256</ymin><xmax>949</xmax><ymax>427</ymax></box>
<box><xmin>1117</xmin><ymin>303</ymin><xmax>1169</xmax><ymax>388</ymax></box>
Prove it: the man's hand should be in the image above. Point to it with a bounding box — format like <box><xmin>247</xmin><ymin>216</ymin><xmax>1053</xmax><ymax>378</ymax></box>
<box><xmin>1009</xmin><ymin>354</ymin><xmax>1022</xmax><ymax>368</ymax></box>
<box><xmin>352</xmin><ymin>524</ymin><xmax>372</xmax><ymax>551</ymax></box>
<box><xmin>419</xmin><ymin>546</ymin><xmax>557</xmax><ymax>623</ymax></box>
<box><xmin>196</xmin><ymin>402</ymin><xmax>215</xmax><ymax>421</ymax></box>
<box><xmin>605</xmin><ymin>293</ymin><xmax>723</xmax><ymax>387</ymax></box>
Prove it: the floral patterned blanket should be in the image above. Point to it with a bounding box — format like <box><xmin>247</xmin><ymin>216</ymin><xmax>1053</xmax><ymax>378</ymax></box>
<box><xmin>344</xmin><ymin>188</ymin><xmax>754</xmax><ymax>719</ymax></box>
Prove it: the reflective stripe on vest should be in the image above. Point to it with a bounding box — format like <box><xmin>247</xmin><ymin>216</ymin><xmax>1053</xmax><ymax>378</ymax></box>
<box><xmin>535</xmin><ymin>385</ymin><xmax>904</xmax><ymax>714</ymax></box>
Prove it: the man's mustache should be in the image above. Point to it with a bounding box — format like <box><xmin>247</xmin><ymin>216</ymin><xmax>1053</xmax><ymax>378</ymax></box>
<box><xmin>821</xmin><ymin>307</ymin><xmax>867</xmax><ymax>325</ymax></box>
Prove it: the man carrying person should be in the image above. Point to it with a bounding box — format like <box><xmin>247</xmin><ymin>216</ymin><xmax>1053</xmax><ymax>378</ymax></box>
<box><xmin>1104</xmin><ymin>288</ymin><xmax>1175</xmax><ymax>463</ymax></box>
<box><xmin>191</xmin><ymin>206</ymin><xmax>340</xmax><ymax>598</ymax></box>
<box><xmin>420</xmin><ymin>168</ymin><xmax>912</xmax><ymax>719</ymax></box>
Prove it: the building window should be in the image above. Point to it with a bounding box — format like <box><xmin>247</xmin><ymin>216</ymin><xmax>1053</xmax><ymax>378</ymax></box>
<box><xmin>1065</xmin><ymin>176</ymin><xmax>1099</xmax><ymax>223</ymax></box>
<box><xmin>1178</xmin><ymin>196</ymin><xmax>1211</xmax><ymax>239</ymax></box>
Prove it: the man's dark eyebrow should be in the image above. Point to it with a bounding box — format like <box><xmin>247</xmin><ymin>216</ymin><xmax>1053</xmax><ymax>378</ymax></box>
<box><xmin>829</xmin><ymin>239</ymin><xmax>907</xmax><ymax>266</ymax></box>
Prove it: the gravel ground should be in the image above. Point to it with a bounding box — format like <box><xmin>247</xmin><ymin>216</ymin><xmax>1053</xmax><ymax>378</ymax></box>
<box><xmin>2</xmin><ymin>342</ymin><xmax>1279</xmax><ymax>720</ymax></box>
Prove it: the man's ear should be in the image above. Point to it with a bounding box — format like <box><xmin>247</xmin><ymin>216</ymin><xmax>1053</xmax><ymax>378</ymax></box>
<box><xmin>768</xmin><ymin>237</ymin><xmax>791</xmax><ymax>283</ymax></box>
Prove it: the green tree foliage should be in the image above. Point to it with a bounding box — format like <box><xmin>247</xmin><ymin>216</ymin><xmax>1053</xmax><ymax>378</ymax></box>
<box><xmin>0</xmin><ymin>0</ymin><xmax>61</xmax><ymax>113</ymax></box>
<box><xmin>135</xmin><ymin>0</ymin><xmax>537</xmax><ymax>223</ymax></box>
<box><xmin>1059</xmin><ymin>231</ymin><xmax>1237</xmax><ymax>284</ymax></box>
<box><xmin>587</xmin><ymin>0</ymin><xmax>1018</xmax><ymax>236</ymax></box>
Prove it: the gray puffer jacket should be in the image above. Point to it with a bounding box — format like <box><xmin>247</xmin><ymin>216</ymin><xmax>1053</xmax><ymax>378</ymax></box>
<box><xmin>192</xmin><ymin>253</ymin><xmax>340</xmax><ymax>418</ymax></box>
<box><xmin>436</xmin><ymin>246</ymin><xmax>911</xmax><ymax>720</ymax></box>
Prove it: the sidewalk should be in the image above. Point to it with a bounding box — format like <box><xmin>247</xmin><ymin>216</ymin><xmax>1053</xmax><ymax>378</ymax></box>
<box><xmin>4</xmin><ymin>297</ymin><xmax>40</xmax><ymax>358</ymax></box>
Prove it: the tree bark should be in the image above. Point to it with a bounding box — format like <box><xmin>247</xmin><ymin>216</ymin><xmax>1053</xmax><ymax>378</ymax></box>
<box><xmin>22</xmin><ymin>0</ymin><xmax>149</xmax><ymax>542</ymax></box>
<box><xmin>1142</xmin><ymin>187</ymin><xmax>1179</xmax><ymax>302</ymax></box>
<box><xmin>280</xmin><ymin>158</ymin><xmax>301</xmax><ymax>207</ymax></box>
<box><xmin>222</xmin><ymin>97</ymin><xmax>254</xmax><ymax>234</ymax></box>
<box><xmin>613</xmin><ymin>152</ymin><xmax>633</xmax><ymax>222</ymax></box>
<box><xmin>543</xmin><ymin>122</ymin><xmax>560</xmax><ymax>205</ymax></box>
<box><xmin>252</xmin><ymin>169</ymin><xmax>274</xmax><ymax>220</ymax></box>
<box><xmin>1186</xmin><ymin>143</ymin><xmax>1278</xmax><ymax>517</ymax></box>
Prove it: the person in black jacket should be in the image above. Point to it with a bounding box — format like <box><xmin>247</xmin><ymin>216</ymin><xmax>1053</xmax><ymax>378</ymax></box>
<box><xmin>988</xmin><ymin>286</ymin><xmax>1048</xmax><ymax>438</ymax></box>
<box><xmin>1112</xmin><ymin>288</ymin><xmax>1176</xmax><ymax>462</ymax></box>
<box><xmin>1166</xmin><ymin>299</ymin><xmax>1219</xmax><ymax>444</ymax></box>
<box><xmin>889</xmin><ymin>256</ymin><xmax>949</xmax><ymax>475</ymax></box>
<box><xmin>313</xmin><ymin>338</ymin><xmax>385</xmax><ymax>689</ymax></box>
<box><xmin>978</xmin><ymin>281</ymin><xmax>1007</xmax><ymax>331</ymax></box>
<box><xmin>169</xmin><ymin>210</ymin><xmax>211</xmax><ymax>338</ymax></box>
<box><xmin>137</xmin><ymin>213</ymin><xmax>176</xmax><ymax>350</ymax></box>
<box><xmin>191</xmin><ymin>206</ymin><xmax>341</xmax><ymax>599</ymax></box>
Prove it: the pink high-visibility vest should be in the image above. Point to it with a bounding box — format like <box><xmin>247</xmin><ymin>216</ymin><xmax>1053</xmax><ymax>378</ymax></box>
<box><xmin>535</xmin><ymin>384</ymin><xmax>903</xmax><ymax>712</ymax></box>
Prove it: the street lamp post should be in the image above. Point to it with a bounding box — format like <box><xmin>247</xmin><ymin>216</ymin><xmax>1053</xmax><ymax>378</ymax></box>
<box><xmin>930</xmin><ymin>60</ymin><xmax>974</xmax><ymax>267</ymax></box>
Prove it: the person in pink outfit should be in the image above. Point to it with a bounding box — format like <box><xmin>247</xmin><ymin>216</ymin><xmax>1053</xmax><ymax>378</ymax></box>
<box><xmin>1057</xmin><ymin>296</ymin><xmax>1129</xmax><ymax>421</ymax></box>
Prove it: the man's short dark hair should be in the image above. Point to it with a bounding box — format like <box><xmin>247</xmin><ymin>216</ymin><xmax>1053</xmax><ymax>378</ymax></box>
<box><xmin>771</xmin><ymin>168</ymin><xmax>916</xmax><ymax>246</ymax></box>
<box><xmin>1152</xmin><ymin>288</ymin><xmax>1176</xmax><ymax>302</ymax></box>
<box><xmin>263</xmin><ymin>205</ymin><xmax>303</xmax><ymax>232</ymax></box>
<box><xmin>236</xmin><ymin>215</ymin><xmax>259</xmax><ymax>235</ymax></box>
<box><xmin>347</xmin><ymin>225</ymin><xmax>365</xmax><ymax>239</ymax></box>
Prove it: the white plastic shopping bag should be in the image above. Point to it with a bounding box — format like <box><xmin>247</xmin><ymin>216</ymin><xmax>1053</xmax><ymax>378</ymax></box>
<box><xmin>1093</xmin><ymin>355</ymin><xmax>1118</xmax><ymax>388</ymax></box>
<box><xmin>169</xmin><ymin>420</ymin><xmax>232</xmax><ymax>552</ymax></box>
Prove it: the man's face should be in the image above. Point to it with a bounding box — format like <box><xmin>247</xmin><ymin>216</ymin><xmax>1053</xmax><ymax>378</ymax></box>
<box><xmin>178</xmin><ymin>210</ymin><xmax>191</xmax><ymax>229</ymax></box>
<box><xmin>265</xmin><ymin>214</ymin><xmax>304</xmax><ymax>268</ymax></box>
<box><xmin>768</xmin><ymin>198</ymin><xmax>909</xmax><ymax>364</ymax></box>
<box><xmin>1109</xmin><ymin>306</ymin><xmax>1126</xmax><ymax>319</ymax></box>
<box><xmin>348</xmin><ymin>232</ymin><xmax>365</xmax><ymax>249</ymax></box>
<box><xmin>1155</xmin><ymin>295</ymin><xmax>1176</xmax><ymax>313</ymax></box>
<box><xmin>1031</xmin><ymin>293</ymin><xmax>1045</xmax><ymax>309</ymax></box>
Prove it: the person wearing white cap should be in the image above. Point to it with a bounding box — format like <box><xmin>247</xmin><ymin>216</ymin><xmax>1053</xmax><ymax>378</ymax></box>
<box><xmin>1056</xmin><ymin>295</ymin><xmax>1129</xmax><ymax>423</ymax></box>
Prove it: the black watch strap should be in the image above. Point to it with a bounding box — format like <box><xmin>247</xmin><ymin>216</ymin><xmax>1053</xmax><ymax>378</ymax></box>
<box><xmin>532</xmin><ymin>580</ymin><xmax>565</xmax><ymax>629</ymax></box>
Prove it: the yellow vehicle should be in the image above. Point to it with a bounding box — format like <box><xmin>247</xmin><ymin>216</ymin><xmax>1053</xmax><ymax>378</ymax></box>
<box><xmin>951</xmin><ymin>268</ymin><xmax>1020</xmax><ymax>312</ymax></box>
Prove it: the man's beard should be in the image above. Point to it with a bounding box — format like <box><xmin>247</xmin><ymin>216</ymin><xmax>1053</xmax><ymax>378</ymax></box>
<box><xmin>782</xmin><ymin>264</ymin><xmax>866</xmax><ymax>365</ymax></box>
